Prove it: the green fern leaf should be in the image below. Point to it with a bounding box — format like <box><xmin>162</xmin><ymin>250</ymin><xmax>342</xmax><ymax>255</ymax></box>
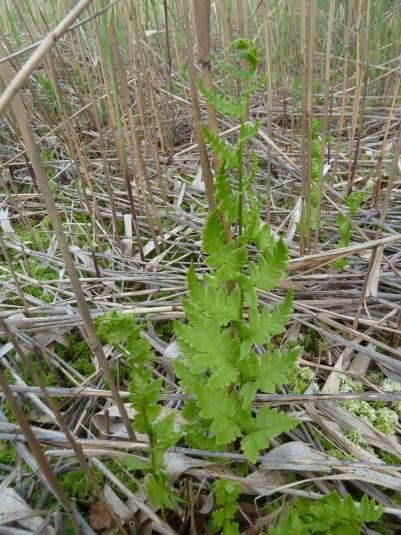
<box><xmin>356</xmin><ymin>494</ymin><xmax>384</xmax><ymax>523</ymax></box>
<box><xmin>202</xmin><ymin>212</ymin><xmax>248</xmax><ymax>281</ymax></box>
<box><xmin>186</xmin><ymin>265</ymin><xmax>241</xmax><ymax>325</ymax></box>
<box><xmin>242</xmin><ymin>150</ymin><xmax>259</xmax><ymax>192</ymax></box>
<box><xmin>202</xmin><ymin>209</ymin><xmax>226</xmax><ymax>255</ymax></box>
<box><xmin>214</xmin><ymin>58</ymin><xmax>254</xmax><ymax>81</ymax></box>
<box><xmin>268</xmin><ymin>292</ymin><xmax>294</xmax><ymax>333</ymax></box>
<box><xmin>239</xmin><ymin>121</ymin><xmax>259</xmax><ymax>144</ymax></box>
<box><xmin>232</xmin><ymin>38</ymin><xmax>259</xmax><ymax>71</ymax></box>
<box><xmin>195</xmin><ymin>386</ymin><xmax>241</xmax><ymax>444</ymax></box>
<box><xmin>206</xmin><ymin>242</ymin><xmax>248</xmax><ymax>283</ymax></box>
<box><xmin>257</xmin><ymin>347</ymin><xmax>300</xmax><ymax>393</ymax></box>
<box><xmin>243</xmin><ymin>212</ymin><xmax>273</xmax><ymax>252</ymax></box>
<box><xmin>200</xmin><ymin>123</ymin><xmax>238</xmax><ymax>167</ymax></box>
<box><xmin>215</xmin><ymin>164</ymin><xmax>237</xmax><ymax>224</ymax></box>
<box><xmin>248</xmin><ymin>238</ymin><xmax>288</xmax><ymax>291</ymax></box>
<box><xmin>241</xmin><ymin>291</ymin><xmax>293</xmax><ymax>345</ymax></box>
<box><xmin>175</xmin><ymin>318</ymin><xmax>238</xmax><ymax>387</ymax></box>
<box><xmin>200</xmin><ymin>87</ymin><xmax>242</xmax><ymax>118</ymax></box>
<box><xmin>241</xmin><ymin>406</ymin><xmax>298</xmax><ymax>462</ymax></box>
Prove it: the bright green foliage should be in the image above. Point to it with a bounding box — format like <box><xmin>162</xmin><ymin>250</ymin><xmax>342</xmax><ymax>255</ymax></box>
<box><xmin>96</xmin><ymin>311</ymin><xmax>181</xmax><ymax>510</ymax></box>
<box><xmin>241</xmin><ymin>407</ymin><xmax>298</xmax><ymax>463</ymax></box>
<box><xmin>247</xmin><ymin>239</ymin><xmax>289</xmax><ymax>292</ymax></box>
<box><xmin>333</xmin><ymin>191</ymin><xmax>364</xmax><ymax>269</ymax></box>
<box><xmin>267</xmin><ymin>491</ymin><xmax>383</xmax><ymax>535</ymax></box>
<box><xmin>211</xmin><ymin>479</ymin><xmax>241</xmax><ymax>535</ymax></box>
<box><xmin>175</xmin><ymin>39</ymin><xmax>300</xmax><ymax>462</ymax></box>
<box><xmin>346</xmin><ymin>191</ymin><xmax>365</xmax><ymax>216</ymax></box>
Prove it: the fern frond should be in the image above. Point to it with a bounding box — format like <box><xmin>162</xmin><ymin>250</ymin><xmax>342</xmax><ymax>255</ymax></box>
<box><xmin>257</xmin><ymin>346</ymin><xmax>300</xmax><ymax>393</ymax></box>
<box><xmin>214</xmin><ymin>58</ymin><xmax>254</xmax><ymax>80</ymax></box>
<box><xmin>175</xmin><ymin>317</ymin><xmax>238</xmax><ymax>387</ymax></box>
<box><xmin>248</xmin><ymin>238</ymin><xmax>289</xmax><ymax>291</ymax></box>
<box><xmin>231</xmin><ymin>38</ymin><xmax>259</xmax><ymax>71</ymax></box>
<box><xmin>194</xmin><ymin>385</ymin><xmax>242</xmax><ymax>444</ymax></box>
<box><xmin>200</xmin><ymin>123</ymin><xmax>238</xmax><ymax>167</ymax></box>
<box><xmin>241</xmin><ymin>406</ymin><xmax>298</xmax><ymax>462</ymax></box>
<box><xmin>202</xmin><ymin>210</ymin><xmax>226</xmax><ymax>255</ymax></box>
<box><xmin>239</xmin><ymin>121</ymin><xmax>259</xmax><ymax>145</ymax></box>
<box><xmin>240</xmin><ymin>291</ymin><xmax>294</xmax><ymax>345</ymax></box>
<box><xmin>215</xmin><ymin>164</ymin><xmax>237</xmax><ymax>224</ymax></box>
<box><xmin>200</xmin><ymin>86</ymin><xmax>242</xmax><ymax>118</ymax></box>
<box><xmin>186</xmin><ymin>265</ymin><xmax>241</xmax><ymax>325</ymax></box>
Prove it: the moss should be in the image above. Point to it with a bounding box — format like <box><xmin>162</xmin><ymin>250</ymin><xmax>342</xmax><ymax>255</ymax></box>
<box><xmin>0</xmin><ymin>443</ymin><xmax>15</xmax><ymax>474</ymax></box>
<box><xmin>288</xmin><ymin>365</ymin><xmax>315</xmax><ymax>394</ymax></box>
<box><xmin>59</xmin><ymin>468</ymin><xmax>93</xmax><ymax>501</ymax></box>
<box><xmin>55</xmin><ymin>335</ymin><xmax>95</xmax><ymax>377</ymax></box>
<box><xmin>155</xmin><ymin>320</ymin><xmax>175</xmax><ymax>339</ymax></box>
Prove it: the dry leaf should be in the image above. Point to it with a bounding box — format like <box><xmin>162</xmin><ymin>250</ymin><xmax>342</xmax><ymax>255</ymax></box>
<box><xmin>90</xmin><ymin>501</ymin><xmax>113</xmax><ymax>531</ymax></box>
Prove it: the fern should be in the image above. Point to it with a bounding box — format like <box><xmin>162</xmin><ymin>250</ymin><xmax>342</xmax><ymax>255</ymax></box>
<box><xmin>267</xmin><ymin>491</ymin><xmax>384</xmax><ymax>535</ymax></box>
<box><xmin>332</xmin><ymin>191</ymin><xmax>364</xmax><ymax>269</ymax></box>
<box><xmin>211</xmin><ymin>479</ymin><xmax>241</xmax><ymax>535</ymax></box>
<box><xmin>175</xmin><ymin>39</ymin><xmax>300</xmax><ymax>462</ymax></box>
<box><xmin>96</xmin><ymin>311</ymin><xmax>180</xmax><ymax>510</ymax></box>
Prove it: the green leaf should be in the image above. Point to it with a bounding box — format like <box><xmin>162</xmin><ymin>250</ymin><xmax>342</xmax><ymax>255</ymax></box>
<box><xmin>356</xmin><ymin>494</ymin><xmax>384</xmax><ymax>523</ymax></box>
<box><xmin>175</xmin><ymin>318</ymin><xmax>237</xmax><ymax>381</ymax></box>
<box><xmin>200</xmin><ymin>87</ymin><xmax>242</xmax><ymax>118</ymax></box>
<box><xmin>241</xmin><ymin>407</ymin><xmax>299</xmax><ymax>462</ymax></box>
<box><xmin>200</xmin><ymin>123</ymin><xmax>238</xmax><ymax>167</ymax></box>
<box><xmin>267</xmin><ymin>291</ymin><xmax>294</xmax><ymax>335</ymax></box>
<box><xmin>248</xmin><ymin>238</ymin><xmax>289</xmax><ymax>291</ymax></box>
<box><xmin>257</xmin><ymin>347</ymin><xmax>300</xmax><ymax>393</ymax></box>
<box><xmin>239</xmin><ymin>121</ymin><xmax>258</xmax><ymax>144</ymax></box>
<box><xmin>206</xmin><ymin>242</ymin><xmax>248</xmax><ymax>283</ymax></box>
<box><xmin>202</xmin><ymin>209</ymin><xmax>226</xmax><ymax>256</ymax></box>
<box><xmin>214</xmin><ymin>58</ymin><xmax>254</xmax><ymax>81</ymax></box>
<box><xmin>213</xmin><ymin>479</ymin><xmax>241</xmax><ymax>506</ymax></box>
<box><xmin>212</xmin><ymin>479</ymin><xmax>241</xmax><ymax>535</ymax></box>
<box><xmin>144</xmin><ymin>473</ymin><xmax>176</xmax><ymax>510</ymax></box>
<box><xmin>151</xmin><ymin>412</ymin><xmax>181</xmax><ymax>466</ymax></box>
<box><xmin>240</xmin><ymin>382</ymin><xmax>256</xmax><ymax>409</ymax></box>
<box><xmin>95</xmin><ymin>311</ymin><xmax>136</xmax><ymax>345</ymax></box>
<box><xmin>232</xmin><ymin>38</ymin><xmax>259</xmax><ymax>71</ymax></box>
<box><xmin>238</xmin><ymin>292</ymin><xmax>294</xmax><ymax>346</ymax></box>
<box><xmin>195</xmin><ymin>387</ymin><xmax>241</xmax><ymax>445</ymax></box>
<box><xmin>267</xmin><ymin>510</ymin><xmax>305</xmax><ymax>535</ymax></box>
<box><xmin>121</xmin><ymin>456</ymin><xmax>149</xmax><ymax>471</ymax></box>
<box><xmin>215</xmin><ymin>164</ymin><xmax>237</xmax><ymax>224</ymax></box>
<box><xmin>186</xmin><ymin>265</ymin><xmax>241</xmax><ymax>326</ymax></box>
<box><xmin>242</xmin><ymin>206</ymin><xmax>273</xmax><ymax>252</ymax></box>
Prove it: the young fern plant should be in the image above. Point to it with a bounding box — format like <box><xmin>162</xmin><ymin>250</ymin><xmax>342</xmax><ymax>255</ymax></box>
<box><xmin>96</xmin><ymin>312</ymin><xmax>181</xmax><ymax>510</ymax></box>
<box><xmin>174</xmin><ymin>39</ymin><xmax>300</xmax><ymax>463</ymax></box>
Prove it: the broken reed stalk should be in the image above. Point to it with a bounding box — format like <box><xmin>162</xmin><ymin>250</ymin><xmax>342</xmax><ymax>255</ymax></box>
<box><xmin>0</xmin><ymin>42</ymin><xmax>137</xmax><ymax>444</ymax></box>
<box><xmin>192</xmin><ymin>0</ymin><xmax>220</xmax><ymax>167</ymax></box>
<box><xmin>261</xmin><ymin>2</ymin><xmax>273</xmax><ymax>224</ymax></box>
<box><xmin>181</xmin><ymin>0</ymin><xmax>216</xmax><ymax>211</ymax></box>
<box><xmin>331</xmin><ymin>0</ymin><xmax>354</xmax><ymax>181</ymax></box>
<box><xmin>314</xmin><ymin>0</ymin><xmax>335</xmax><ymax>246</ymax></box>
